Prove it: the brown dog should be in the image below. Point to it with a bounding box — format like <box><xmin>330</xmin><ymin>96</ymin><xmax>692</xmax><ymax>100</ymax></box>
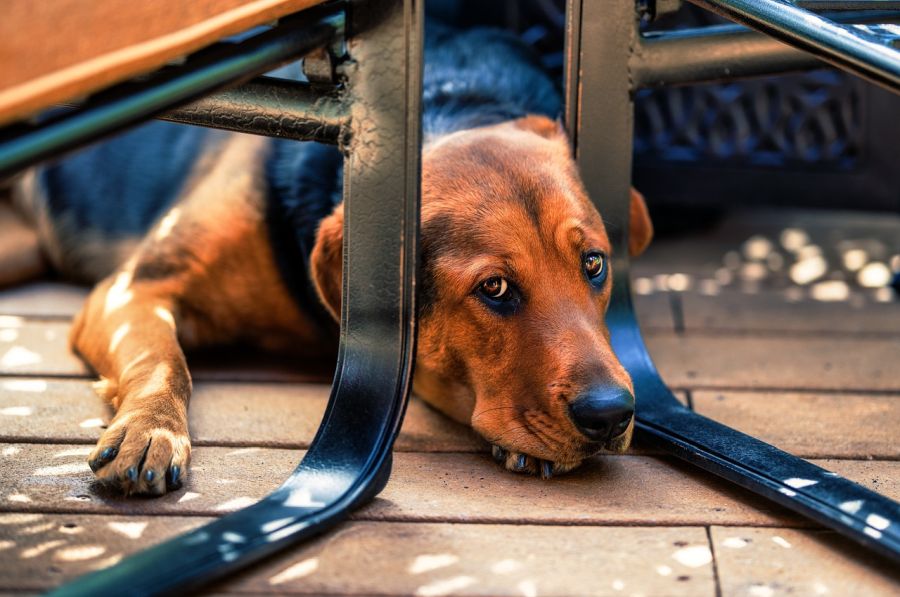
<box><xmin>1</xmin><ymin>28</ymin><xmax>652</xmax><ymax>495</ymax></box>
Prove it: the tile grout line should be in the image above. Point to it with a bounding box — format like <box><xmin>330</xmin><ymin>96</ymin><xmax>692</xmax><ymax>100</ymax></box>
<box><xmin>706</xmin><ymin>525</ymin><xmax>723</xmax><ymax>597</ymax></box>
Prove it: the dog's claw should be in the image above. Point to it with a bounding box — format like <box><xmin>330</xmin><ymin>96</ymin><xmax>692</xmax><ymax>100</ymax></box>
<box><xmin>514</xmin><ymin>454</ymin><xmax>528</xmax><ymax>471</ymax></box>
<box><xmin>144</xmin><ymin>469</ymin><xmax>155</xmax><ymax>483</ymax></box>
<box><xmin>541</xmin><ymin>460</ymin><xmax>554</xmax><ymax>479</ymax></box>
<box><xmin>167</xmin><ymin>465</ymin><xmax>182</xmax><ymax>490</ymax></box>
<box><xmin>89</xmin><ymin>446</ymin><xmax>118</xmax><ymax>472</ymax></box>
<box><xmin>491</xmin><ymin>445</ymin><xmax>507</xmax><ymax>463</ymax></box>
<box><xmin>126</xmin><ymin>466</ymin><xmax>139</xmax><ymax>482</ymax></box>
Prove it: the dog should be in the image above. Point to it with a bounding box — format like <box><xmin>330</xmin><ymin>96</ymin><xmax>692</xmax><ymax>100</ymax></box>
<box><xmin>1</xmin><ymin>24</ymin><xmax>652</xmax><ymax>495</ymax></box>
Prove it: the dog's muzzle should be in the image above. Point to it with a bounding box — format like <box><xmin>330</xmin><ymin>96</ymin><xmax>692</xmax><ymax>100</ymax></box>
<box><xmin>568</xmin><ymin>385</ymin><xmax>634</xmax><ymax>443</ymax></box>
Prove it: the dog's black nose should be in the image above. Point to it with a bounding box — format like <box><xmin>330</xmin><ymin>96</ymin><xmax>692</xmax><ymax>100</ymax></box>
<box><xmin>568</xmin><ymin>386</ymin><xmax>634</xmax><ymax>442</ymax></box>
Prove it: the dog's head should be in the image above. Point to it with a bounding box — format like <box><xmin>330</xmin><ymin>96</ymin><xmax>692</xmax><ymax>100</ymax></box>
<box><xmin>311</xmin><ymin>115</ymin><xmax>653</xmax><ymax>476</ymax></box>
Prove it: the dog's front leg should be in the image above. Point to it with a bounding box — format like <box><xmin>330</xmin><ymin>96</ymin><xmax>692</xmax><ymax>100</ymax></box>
<box><xmin>71</xmin><ymin>269</ymin><xmax>191</xmax><ymax>495</ymax></box>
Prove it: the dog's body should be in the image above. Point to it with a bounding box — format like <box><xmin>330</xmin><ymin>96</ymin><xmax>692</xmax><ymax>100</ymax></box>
<box><xmin>2</xmin><ymin>25</ymin><xmax>652</xmax><ymax>494</ymax></box>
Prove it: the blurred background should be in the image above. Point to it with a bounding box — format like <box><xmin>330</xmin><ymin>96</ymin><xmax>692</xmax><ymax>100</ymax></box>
<box><xmin>429</xmin><ymin>0</ymin><xmax>900</xmax><ymax>308</ymax></box>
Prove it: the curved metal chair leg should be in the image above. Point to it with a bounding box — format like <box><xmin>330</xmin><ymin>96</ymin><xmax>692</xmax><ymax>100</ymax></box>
<box><xmin>567</xmin><ymin>0</ymin><xmax>900</xmax><ymax>565</ymax></box>
<box><xmin>49</xmin><ymin>0</ymin><xmax>424</xmax><ymax>594</ymax></box>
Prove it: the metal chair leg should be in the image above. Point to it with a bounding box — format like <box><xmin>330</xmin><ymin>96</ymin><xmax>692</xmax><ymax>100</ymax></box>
<box><xmin>48</xmin><ymin>0</ymin><xmax>423</xmax><ymax>594</ymax></box>
<box><xmin>566</xmin><ymin>0</ymin><xmax>900</xmax><ymax>565</ymax></box>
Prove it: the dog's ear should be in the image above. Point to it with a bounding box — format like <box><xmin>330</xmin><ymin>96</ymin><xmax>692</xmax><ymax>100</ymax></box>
<box><xmin>310</xmin><ymin>203</ymin><xmax>344</xmax><ymax>321</ymax></box>
<box><xmin>629</xmin><ymin>188</ymin><xmax>653</xmax><ymax>257</ymax></box>
<box><xmin>513</xmin><ymin>115</ymin><xmax>567</xmax><ymax>141</ymax></box>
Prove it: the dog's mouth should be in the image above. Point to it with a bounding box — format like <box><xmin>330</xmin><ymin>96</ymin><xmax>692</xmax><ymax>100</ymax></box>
<box><xmin>489</xmin><ymin>423</ymin><xmax>632</xmax><ymax>479</ymax></box>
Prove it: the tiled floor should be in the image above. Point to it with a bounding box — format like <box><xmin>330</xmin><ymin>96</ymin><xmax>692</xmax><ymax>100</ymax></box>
<box><xmin>0</xmin><ymin>209</ymin><xmax>898</xmax><ymax>595</ymax></box>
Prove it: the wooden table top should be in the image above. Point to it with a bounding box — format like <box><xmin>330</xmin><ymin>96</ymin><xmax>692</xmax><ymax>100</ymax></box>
<box><xmin>0</xmin><ymin>0</ymin><xmax>325</xmax><ymax>126</ymax></box>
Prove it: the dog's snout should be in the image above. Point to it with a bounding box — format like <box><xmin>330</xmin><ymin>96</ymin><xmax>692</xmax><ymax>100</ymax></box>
<box><xmin>568</xmin><ymin>386</ymin><xmax>634</xmax><ymax>442</ymax></box>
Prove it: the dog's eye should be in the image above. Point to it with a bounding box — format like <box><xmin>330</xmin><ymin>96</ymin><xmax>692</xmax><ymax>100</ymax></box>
<box><xmin>584</xmin><ymin>252</ymin><xmax>606</xmax><ymax>280</ymax></box>
<box><xmin>479</xmin><ymin>276</ymin><xmax>509</xmax><ymax>299</ymax></box>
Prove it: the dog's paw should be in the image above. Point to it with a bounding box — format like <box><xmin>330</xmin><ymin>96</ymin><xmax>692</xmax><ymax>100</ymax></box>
<box><xmin>491</xmin><ymin>444</ymin><xmax>580</xmax><ymax>479</ymax></box>
<box><xmin>87</xmin><ymin>408</ymin><xmax>190</xmax><ymax>496</ymax></box>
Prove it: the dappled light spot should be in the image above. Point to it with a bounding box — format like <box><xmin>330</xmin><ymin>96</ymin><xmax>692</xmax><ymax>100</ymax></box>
<box><xmin>873</xmin><ymin>287</ymin><xmax>893</xmax><ymax>302</ymax></box>
<box><xmin>154</xmin><ymin>306</ymin><xmax>175</xmax><ymax>328</ymax></box>
<box><xmin>88</xmin><ymin>553</ymin><xmax>123</xmax><ymax>571</ymax></box>
<box><xmin>656</xmin><ymin>565</ymin><xmax>672</xmax><ymax>576</ymax></box>
<box><xmin>54</xmin><ymin>447</ymin><xmax>92</xmax><ymax>458</ymax></box>
<box><xmin>21</xmin><ymin>522</ymin><xmax>55</xmax><ymax>535</ymax></box>
<box><xmin>667</xmin><ymin>273</ymin><xmax>691</xmax><ymax>292</ymax></box>
<box><xmin>268</xmin><ymin>557</ymin><xmax>319</xmax><ymax>585</ymax></box>
<box><xmin>866</xmin><ymin>513</ymin><xmax>890</xmax><ymax>530</ymax></box>
<box><xmin>409</xmin><ymin>553</ymin><xmax>459</xmax><ymax>574</ymax></box>
<box><xmin>44</xmin><ymin>329</ymin><xmax>58</xmax><ymax>342</ymax></box>
<box><xmin>0</xmin><ymin>316</ymin><xmax>24</xmax><ymax>328</ymax></box>
<box><xmin>771</xmin><ymin>536</ymin><xmax>792</xmax><ymax>548</ymax></box>
<box><xmin>222</xmin><ymin>532</ymin><xmax>246</xmax><ymax>544</ymax></box>
<box><xmin>225</xmin><ymin>447</ymin><xmax>261</xmax><ymax>457</ymax></box>
<box><xmin>1</xmin><ymin>406</ymin><xmax>33</xmax><ymax>416</ymax></box>
<box><xmin>108</xmin><ymin>323</ymin><xmax>131</xmax><ymax>353</ymax></box>
<box><xmin>843</xmin><ymin>248</ymin><xmax>868</xmax><ymax>271</ymax></box>
<box><xmin>54</xmin><ymin>544</ymin><xmax>106</xmax><ymax>562</ymax></box>
<box><xmin>104</xmin><ymin>271</ymin><xmax>134</xmax><ymax>315</ymax></box>
<box><xmin>7</xmin><ymin>494</ymin><xmax>32</xmax><ymax>503</ymax></box>
<box><xmin>0</xmin><ymin>540</ymin><xmax>14</xmax><ymax>551</ymax></box>
<box><xmin>284</xmin><ymin>488</ymin><xmax>325</xmax><ymax>508</ymax></box>
<box><xmin>34</xmin><ymin>462</ymin><xmax>89</xmax><ymax>476</ymax></box>
<box><xmin>415</xmin><ymin>575</ymin><xmax>476</xmax><ymax>596</ymax></box>
<box><xmin>810</xmin><ymin>280</ymin><xmax>849</xmax><ymax>302</ymax></box>
<box><xmin>784</xmin><ymin>478</ymin><xmax>817</xmax><ymax>489</ymax></box>
<box><xmin>21</xmin><ymin>540</ymin><xmax>66</xmax><ymax>559</ymax></box>
<box><xmin>780</xmin><ymin>228</ymin><xmax>808</xmax><ymax>252</ymax></box>
<box><xmin>517</xmin><ymin>579</ymin><xmax>537</xmax><ymax>597</ymax></box>
<box><xmin>0</xmin><ymin>513</ymin><xmax>42</xmax><ymax>525</ymax></box>
<box><xmin>108</xmin><ymin>521</ymin><xmax>148</xmax><ymax>540</ymax></box>
<box><xmin>698</xmin><ymin>279</ymin><xmax>720</xmax><ymax>296</ymax></box>
<box><xmin>743</xmin><ymin>235</ymin><xmax>773</xmax><ymax>261</ymax></box>
<box><xmin>137</xmin><ymin>363</ymin><xmax>171</xmax><ymax>398</ymax></box>
<box><xmin>739</xmin><ymin>262</ymin><xmax>767</xmax><ymax>282</ymax></box>
<box><xmin>3</xmin><ymin>379</ymin><xmax>47</xmax><ymax>392</ymax></box>
<box><xmin>721</xmin><ymin>536</ymin><xmax>748</xmax><ymax>549</ymax></box>
<box><xmin>864</xmin><ymin>527</ymin><xmax>883</xmax><ymax>539</ymax></box>
<box><xmin>0</xmin><ymin>328</ymin><xmax>19</xmax><ymax>342</ymax></box>
<box><xmin>789</xmin><ymin>255</ymin><xmax>827</xmax><ymax>285</ymax></box>
<box><xmin>714</xmin><ymin>267</ymin><xmax>733</xmax><ymax>285</ymax></box>
<box><xmin>671</xmin><ymin>545</ymin><xmax>712</xmax><ymax>568</ymax></box>
<box><xmin>1</xmin><ymin>346</ymin><xmax>42</xmax><ymax>368</ymax></box>
<box><xmin>177</xmin><ymin>491</ymin><xmax>201</xmax><ymax>503</ymax></box>
<box><xmin>491</xmin><ymin>559</ymin><xmax>522</xmax><ymax>574</ymax></box>
<box><xmin>261</xmin><ymin>517</ymin><xmax>296</xmax><ymax>534</ymax></box>
<box><xmin>633</xmin><ymin>277</ymin><xmax>653</xmax><ymax>295</ymax></box>
<box><xmin>215</xmin><ymin>496</ymin><xmax>257</xmax><ymax>511</ymax></box>
<box><xmin>79</xmin><ymin>418</ymin><xmax>105</xmax><ymax>428</ymax></box>
<box><xmin>749</xmin><ymin>584</ymin><xmax>775</xmax><ymax>597</ymax></box>
<box><xmin>155</xmin><ymin>208</ymin><xmax>181</xmax><ymax>241</ymax></box>
<box><xmin>858</xmin><ymin>262</ymin><xmax>891</xmax><ymax>288</ymax></box>
<box><xmin>611</xmin><ymin>579</ymin><xmax>625</xmax><ymax>591</ymax></box>
<box><xmin>2</xmin><ymin>446</ymin><xmax>21</xmax><ymax>457</ymax></box>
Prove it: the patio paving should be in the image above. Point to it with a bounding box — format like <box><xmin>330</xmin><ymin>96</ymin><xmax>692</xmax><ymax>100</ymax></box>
<box><xmin>0</xmin><ymin>208</ymin><xmax>898</xmax><ymax>595</ymax></box>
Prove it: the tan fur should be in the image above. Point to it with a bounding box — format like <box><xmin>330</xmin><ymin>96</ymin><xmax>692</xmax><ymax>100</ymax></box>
<box><xmin>69</xmin><ymin>134</ymin><xmax>326</xmax><ymax>494</ymax></box>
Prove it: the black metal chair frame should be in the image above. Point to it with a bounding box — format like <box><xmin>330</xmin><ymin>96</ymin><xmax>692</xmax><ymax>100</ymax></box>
<box><xmin>0</xmin><ymin>0</ymin><xmax>894</xmax><ymax>594</ymax></box>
